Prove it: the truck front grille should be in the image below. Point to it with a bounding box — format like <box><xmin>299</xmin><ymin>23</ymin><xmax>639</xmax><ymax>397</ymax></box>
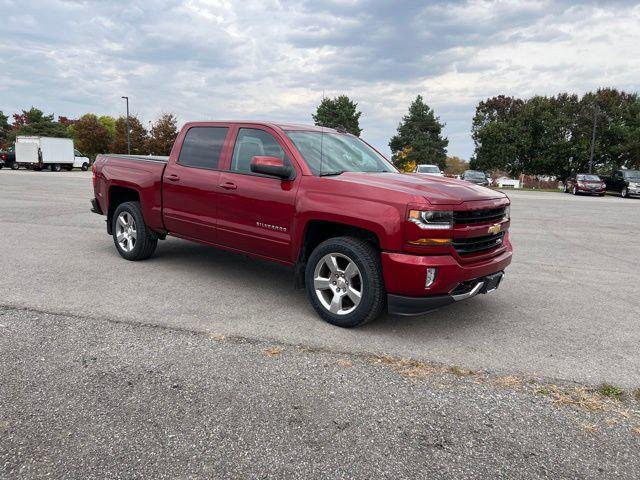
<box><xmin>453</xmin><ymin>207</ymin><xmax>505</xmax><ymax>225</ymax></box>
<box><xmin>452</xmin><ymin>232</ymin><xmax>505</xmax><ymax>255</ymax></box>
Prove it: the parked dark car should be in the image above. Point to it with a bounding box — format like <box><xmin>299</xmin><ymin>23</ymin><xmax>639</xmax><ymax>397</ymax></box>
<box><xmin>0</xmin><ymin>149</ymin><xmax>17</xmax><ymax>169</ymax></box>
<box><xmin>462</xmin><ymin>170</ymin><xmax>490</xmax><ymax>186</ymax></box>
<box><xmin>603</xmin><ymin>169</ymin><xmax>640</xmax><ymax>198</ymax></box>
<box><xmin>563</xmin><ymin>174</ymin><xmax>605</xmax><ymax>196</ymax></box>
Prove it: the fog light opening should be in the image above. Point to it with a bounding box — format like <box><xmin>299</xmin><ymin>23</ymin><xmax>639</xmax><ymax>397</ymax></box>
<box><xmin>425</xmin><ymin>268</ymin><xmax>438</xmax><ymax>289</ymax></box>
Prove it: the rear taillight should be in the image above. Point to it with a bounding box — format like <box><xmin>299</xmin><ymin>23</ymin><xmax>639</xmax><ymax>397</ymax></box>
<box><xmin>92</xmin><ymin>163</ymin><xmax>96</xmax><ymax>187</ymax></box>
<box><xmin>1</xmin><ymin>153</ymin><xmax>6</xmax><ymax>160</ymax></box>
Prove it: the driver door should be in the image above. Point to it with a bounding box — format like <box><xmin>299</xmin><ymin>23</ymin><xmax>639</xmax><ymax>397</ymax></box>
<box><xmin>216</xmin><ymin>126</ymin><xmax>300</xmax><ymax>262</ymax></box>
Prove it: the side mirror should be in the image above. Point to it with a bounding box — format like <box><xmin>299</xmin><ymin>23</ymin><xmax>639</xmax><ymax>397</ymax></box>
<box><xmin>250</xmin><ymin>156</ymin><xmax>293</xmax><ymax>179</ymax></box>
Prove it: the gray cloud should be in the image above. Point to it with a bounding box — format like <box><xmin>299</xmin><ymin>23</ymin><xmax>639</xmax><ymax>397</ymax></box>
<box><xmin>1</xmin><ymin>0</ymin><xmax>639</xmax><ymax>158</ymax></box>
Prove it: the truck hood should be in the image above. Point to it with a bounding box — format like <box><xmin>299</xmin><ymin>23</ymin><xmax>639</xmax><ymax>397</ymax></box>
<box><xmin>329</xmin><ymin>172</ymin><xmax>506</xmax><ymax>205</ymax></box>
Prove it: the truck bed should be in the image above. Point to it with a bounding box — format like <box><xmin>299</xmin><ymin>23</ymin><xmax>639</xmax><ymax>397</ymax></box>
<box><xmin>93</xmin><ymin>154</ymin><xmax>169</xmax><ymax>232</ymax></box>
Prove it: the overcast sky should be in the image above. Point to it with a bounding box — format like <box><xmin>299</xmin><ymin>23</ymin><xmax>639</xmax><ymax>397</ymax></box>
<box><xmin>1</xmin><ymin>0</ymin><xmax>639</xmax><ymax>159</ymax></box>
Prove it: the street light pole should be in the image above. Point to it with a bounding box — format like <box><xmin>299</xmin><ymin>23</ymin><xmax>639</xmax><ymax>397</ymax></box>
<box><xmin>121</xmin><ymin>96</ymin><xmax>131</xmax><ymax>155</ymax></box>
<box><xmin>589</xmin><ymin>103</ymin><xmax>598</xmax><ymax>174</ymax></box>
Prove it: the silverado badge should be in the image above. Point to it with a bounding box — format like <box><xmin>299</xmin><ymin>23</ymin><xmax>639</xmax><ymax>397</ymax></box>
<box><xmin>488</xmin><ymin>224</ymin><xmax>501</xmax><ymax>235</ymax></box>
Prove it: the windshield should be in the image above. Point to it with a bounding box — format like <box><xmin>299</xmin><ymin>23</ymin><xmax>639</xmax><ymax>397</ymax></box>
<box><xmin>577</xmin><ymin>174</ymin><xmax>600</xmax><ymax>181</ymax></box>
<box><xmin>285</xmin><ymin>131</ymin><xmax>396</xmax><ymax>175</ymax></box>
<box><xmin>416</xmin><ymin>165</ymin><xmax>440</xmax><ymax>173</ymax></box>
<box><xmin>623</xmin><ymin>170</ymin><xmax>640</xmax><ymax>181</ymax></box>
<box><xmin>464</xmin><ymin>171</ymin><xmax>486</xmax><ymax>179</ymax></box>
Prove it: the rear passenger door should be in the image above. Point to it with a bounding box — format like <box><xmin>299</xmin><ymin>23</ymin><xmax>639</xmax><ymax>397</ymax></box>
<box><xmin>216</xmin><ymin>126</ymin><xmax>300</xmax><ymax>262</ymax></box>
<box><xmin>162</xmin><ymin>126</ymin><xmax>230</xmax><ymax>243</ymax></box>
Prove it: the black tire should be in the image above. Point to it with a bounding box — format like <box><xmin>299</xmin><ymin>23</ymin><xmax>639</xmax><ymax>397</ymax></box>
<box><xmin>305</xmin><ymin>236</ymin><xmax>385</xmax><ymax>328</ymax></box>
<box><xmin>0</xmin><ymin>165</ymin><xmax>3</xmax><ymax>170</ymax></box>
<box><xmin>112</xmin><ymin>201</ymin><xmax>158</xmax><ymax>261</ymax></box>
<box><xmin>572</xmin><ymin>186</ymin><xmax>578</xmax><ymax>195</ymax></box>
<box><xmin>10</xmin><ymin>162</ymin><xmax>19</xmax><ymax>170</ymax></box>
<box><xmin>621</xmin><ymin>187</ymin><xmax>628</xmax><ymax>198</ymax></box>
<box><xmin>51</xmin><ymin>163</ymin><xmax>61</xmax><ymax>172</ymax></box>
<box><xmin>81</xmin><ymin>162</ymin><xmax>89</xmax><ymax>171</ymax></box>
<box><xmin>563</xmin><ymin>184</ymin><xmax>568</xmax><ymax>193</ymax></box>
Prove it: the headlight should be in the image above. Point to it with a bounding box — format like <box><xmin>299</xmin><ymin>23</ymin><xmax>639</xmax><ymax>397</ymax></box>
<box><xmin>408</xmin><ymin>210</ymin><xmax>453</xmax><ymax>230</ymax></box>
<box><xmin>504</xmin><ymin>205</ymin><xmax>510</xmax><ymax>221</ymax></box>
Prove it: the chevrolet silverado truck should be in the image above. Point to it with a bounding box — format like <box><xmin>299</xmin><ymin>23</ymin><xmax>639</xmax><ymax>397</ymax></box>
<box><xmin>91</xmin><ymin>121</ymin><xmax>512</xmax><ymax>327</ymax></box>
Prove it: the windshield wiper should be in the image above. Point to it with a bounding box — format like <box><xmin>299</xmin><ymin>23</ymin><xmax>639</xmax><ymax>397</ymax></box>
<box><xmin>319</xmin><ymin>170</ymin><xmax>345</xmax><ymax>176</ymax></box>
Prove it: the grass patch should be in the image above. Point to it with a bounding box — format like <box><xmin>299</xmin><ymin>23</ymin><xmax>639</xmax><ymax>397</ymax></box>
<box><xmin>598</xmin><ymin>383</ymin><xmax>624</xmax><ymax>400</ymax></box>
<box><xmin>450</xmin><ymin>365</ymin><xmax>476</xmax><ymax>377</ymax></box>
<box><xmin>264</xmin><ymin>346</ymin><xmax>284</xmax><ymax>357</ymax></box>
<box><xmin>633</xmin><ymin>388</ymin><xmax>640</xmax><ymax>403</ymax></box>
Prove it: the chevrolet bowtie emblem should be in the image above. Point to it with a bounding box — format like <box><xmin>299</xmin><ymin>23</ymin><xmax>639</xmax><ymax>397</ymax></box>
<box><xmin>488</xmin><ymin>224</ymin><xmax>501</xmax><ymax>235</ymax></box>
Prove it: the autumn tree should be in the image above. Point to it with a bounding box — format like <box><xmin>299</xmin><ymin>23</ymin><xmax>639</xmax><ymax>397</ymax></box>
<box><xmin>111</xmin><ymin>115</ymin><xmax>148</xmax><ymax>154</ymax></box>
<box><xmin>445</xmin><ymin>156</ymin><xmax>469</xmax><ymax>176</ymax></box>
<box><xmin>389</xmin><ymin>95</ymin><xmax>448</xmax><ymax>171</ymax></box>
<box><xmin>147</xmin><ymin>113</ymin><xmax>179</xmax><ymax>155</ymax></box>
<box><xmin>72</xmin><ymin>114</ymin><xmax>111</xmax><ymax>159</ymax></box>
<box><xmin>98</xmin><ymin>115</ymin><xmax>116</xmax><ymax>139</ymax></box>
<box><xmin>312</xmin><ymin>95</ymin><xmax>363</xmax><ymax>136</ymax></box>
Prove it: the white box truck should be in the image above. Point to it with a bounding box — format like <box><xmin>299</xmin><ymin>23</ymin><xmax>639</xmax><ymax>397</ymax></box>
<box><xmin>14</xmin><ymin>136</ymin><xmax>91</xmax><ymax>171</ymax></box>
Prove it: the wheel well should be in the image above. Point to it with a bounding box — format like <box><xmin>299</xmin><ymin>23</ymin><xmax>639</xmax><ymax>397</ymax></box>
<box><xmin>107</xmin><ymin>187</ymin><xmax>140</xmax><ymax>234</ymax></box>
<box><xmin>294</xmin><ymin>220</ymin><xmax>380</xmax><ymax>288</ymax></box>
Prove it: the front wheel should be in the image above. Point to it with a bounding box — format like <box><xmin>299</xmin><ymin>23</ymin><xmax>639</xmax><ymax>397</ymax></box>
<box><xmin>572</xmin><ymin>186</ymin><xmax>578</xmax><ymax>195</ymax></box>
<box><xmin>81</xmin><ymin>162</ymin><xmax>89</xmax><ymax>171</ymax></box>
<box><xmin>112</xmin><ymin>201</ymin><xmax>158</xmax><ymax>260</ymax></box>
<box><xmin>305</xmin><ymin>237</ymin><xmax>385</xmax><ymax>328</ymax></box>
<box><xmin>563</xmin><ymin>184</ymin><xmax>568</xmax><ymax>193</ymax></box>
<box><xmin>622</xmin><ymin>187</ymin><xmax>629</xmax><ymax>198</ymax></box>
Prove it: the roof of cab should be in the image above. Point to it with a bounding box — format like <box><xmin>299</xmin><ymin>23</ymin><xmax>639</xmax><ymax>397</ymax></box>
<box><xmin>183</xmin><ymin>121</ymin><xmax>339</xmax><ymax>133</ymax></box>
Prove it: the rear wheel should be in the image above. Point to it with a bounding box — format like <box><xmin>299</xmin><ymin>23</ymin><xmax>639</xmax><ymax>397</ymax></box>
<box><xmin>10</xmin><ymin>162</ymin><xmax>19</xmax><ymax>170</ymax></box>
<box><xmin>305</xmin><ymin>237</ymin><xmax>384</xmax><ymax>328</ymax></box>
<box><xmin>51</xmin><ymin>163</ymin><xmax>61</xmax><ymax>172</ymax></box>
<box><xmin>112</xmin><ymin>201</ymin><xmax>158</xmax><ymax>260</ymax></box>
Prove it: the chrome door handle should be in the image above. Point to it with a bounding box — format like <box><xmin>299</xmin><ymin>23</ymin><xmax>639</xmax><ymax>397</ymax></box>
<box><xmin>220</xmin><ymin>182</ymin><xmax>237</xmax><ymax>190</ymax></box>
<box><xmin>167</xmin><ymin>174</ymin><xmax>180</xmax><ymax>182</ymax></box>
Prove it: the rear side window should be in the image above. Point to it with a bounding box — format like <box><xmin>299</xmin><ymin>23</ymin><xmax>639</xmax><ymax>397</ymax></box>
<box><xmin>178</xmin><ymin>127</ymin><xmax>229</xmax><ymax>169</ymax></box>
<box><xmin>231</xmin><ymin>128</ymin><xmax>289</xmax><ymax>174</ymax></box>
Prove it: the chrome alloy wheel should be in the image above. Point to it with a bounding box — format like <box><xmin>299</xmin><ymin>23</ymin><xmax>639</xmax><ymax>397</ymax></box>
<box><xmin>313</xmin><ymin>253</ymin><xmax>363</xmax><ymax>315</ymax></box>
<box><xmin>116</xmin><ymin>212</ymin><xmax>137</xmax><ymax>252</ymax></box>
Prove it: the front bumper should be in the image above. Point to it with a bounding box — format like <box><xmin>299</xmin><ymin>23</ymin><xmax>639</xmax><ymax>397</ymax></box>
<box><xmin>388</xmin><ymin>272</ymin><xmax>504</xmax><ymax>316</ymax></box>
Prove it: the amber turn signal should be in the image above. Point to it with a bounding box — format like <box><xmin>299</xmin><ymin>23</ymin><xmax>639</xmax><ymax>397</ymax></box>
<box><xmin>407</xmin><ymin>238</ymin><xmax>452</xmax><ymax>246</ymax></box>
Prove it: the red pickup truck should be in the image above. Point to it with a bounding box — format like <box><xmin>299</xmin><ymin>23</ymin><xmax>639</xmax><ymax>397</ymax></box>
<box><xmin>91</xmin><ymin>121</ymin><xmax>512</xmax><ymax>327</ymax></box>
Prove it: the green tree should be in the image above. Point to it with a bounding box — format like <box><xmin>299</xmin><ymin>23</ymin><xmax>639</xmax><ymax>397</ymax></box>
<box><xmin>0</xmin><ymin>111</ymin><xmax>10</xmax><ymax>148</ymax></box>
<box><xmin>98</xmin><ymin>115</ymin><xmax>116</xmax><ymax>139</ymax></box>
<box><xmin>389</xmin><ymin>95</ymin><xmax>448</xmax><ymax>171</ymax></box>
<box><xmin>312</xmin><ymin>95</ymin><xmax>362</xmax><ymax>136</ymax></box>
<box><xmin>147</xmin><ymin>113</ymin><xmax>178</xmax><ymax>155</ymax></box>
<box><xmin>470</xmin><ymin>95</ymin><xmax>524</xmax><ymax>174</ymax></box>
<box><xmin>6</xmin><ymin>107</ymin><xmax>69</xmax><ymax>144</ymax></box>
<box><xmin>73</xmin><ymin>114</ymin><xmax>111</xmax><ymax>159</ymax></box>
<box><xmin>111</xmin><ymin>115</ymin><xmax>148</xmax><ymax>154</ymax></box>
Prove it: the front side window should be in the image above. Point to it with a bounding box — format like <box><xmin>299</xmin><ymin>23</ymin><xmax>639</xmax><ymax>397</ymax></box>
<box><xmin>178</xmin><ymin>127</ymin><xmax>229</xmax><ymax>169</ymax></box>
<box><xmin>231</xmin><ymin>128</ymin><xmax>288</xmax><ymax>174</ymax></box>
<box><xmin>286</xmin><ymin>131</ymin><xmax>395</xmax><ymax>175</ymax></box>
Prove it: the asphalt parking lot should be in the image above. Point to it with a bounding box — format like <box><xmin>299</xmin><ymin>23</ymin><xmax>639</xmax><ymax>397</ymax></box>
<box><xmin>0</xmin><ymin>170</ymin><xmax>638</xmax><ymax>387</ymax></box>
<box><xmin>1</xmin><ymin>170</ymin><xmax>639</xmax><ymax>478</ymax></box>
